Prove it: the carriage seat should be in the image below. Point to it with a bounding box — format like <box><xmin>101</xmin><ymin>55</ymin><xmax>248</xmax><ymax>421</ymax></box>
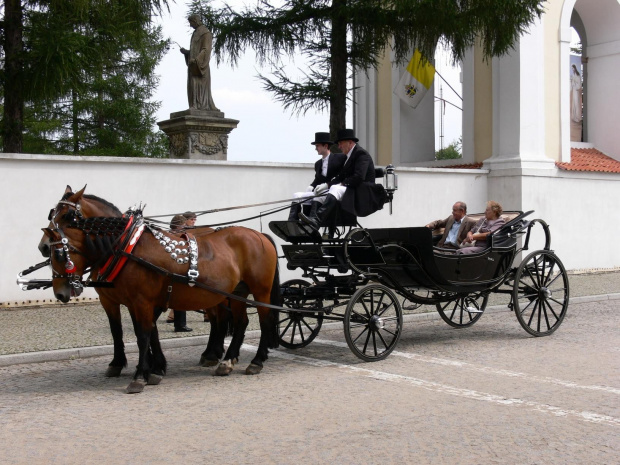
<box><xmin>431</xmin><ymin>211</ymin><xmax>524</xmax><ymax>248</ymax></box>
<box><xmin>431</xmin><ymin>211</ymin><xmax>522</xmax><ymax>239</ymax></box>
<box><xmin>321</xmin><ymin>167</ymin><xmax>386</xmax><ymax>229</ymax></box>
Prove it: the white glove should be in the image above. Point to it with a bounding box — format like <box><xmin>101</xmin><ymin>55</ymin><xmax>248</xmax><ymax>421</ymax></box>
<box><xmin>306</xmin><ymin>185</ymin><xmax>314</xmax><ymax>192</ymax></box>
<box><xmin>314</xmin><ymin>183</ymin><xmax>328</xmax><ymax>194</ymax></box>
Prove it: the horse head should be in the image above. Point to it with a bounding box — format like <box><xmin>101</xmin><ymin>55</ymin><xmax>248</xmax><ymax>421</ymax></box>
<box><xmin>38</xmin><ymin>185</ymin><xmax>122</xmax><ymax>256</ymax></box>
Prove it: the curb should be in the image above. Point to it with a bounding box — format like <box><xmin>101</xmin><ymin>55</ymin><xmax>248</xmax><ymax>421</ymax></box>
<box><xmin>1</xmin><ymin>293</ymin><xmax>618</xmax><ymax>368</ymax></box>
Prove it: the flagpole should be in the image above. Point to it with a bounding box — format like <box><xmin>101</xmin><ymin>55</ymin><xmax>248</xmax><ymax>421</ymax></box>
<box><xmin>434</xmin><ymin>97</ymin><xmax>462</xmax><ymax>111</ymax></box>
<box><xmin>435</xmin><ymin>69</ymin><xmax>463</xmax><ymax>101</ymax></box>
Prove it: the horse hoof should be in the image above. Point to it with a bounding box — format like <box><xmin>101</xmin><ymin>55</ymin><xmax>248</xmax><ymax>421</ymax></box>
<box><xmin>199</xmin><ymin>356</ymin><xmax>219</xmax><ymax>367</ymax></box>
<box><xmin>147</xmin><ymin>373</ymin><xmax>164</xmax><ymax>385</ymax></box>
<box><xmin>245</xmin><ymin>363</ymin><xmax>263</xmax><ymax>375</ymax></box>
<box><xmin>215</xmin><ymin>360</ymin><xmax>234</xmax><ymax>376</ymax></box>
<box><xmin>105</xmin><ymin>366</ymin><xmax>123</xmax><ymax>378</ymax></box>
<box><xmin>126</xmin><ymin>380</ymin><xmax>145</xmax><ymax>394</ymax></box>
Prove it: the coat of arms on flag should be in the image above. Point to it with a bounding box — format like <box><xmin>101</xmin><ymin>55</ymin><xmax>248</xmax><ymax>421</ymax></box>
<box><xmin>394</xmin><ymin>49</ymin><xmax>435</xmax><ymax>108</ymax></box>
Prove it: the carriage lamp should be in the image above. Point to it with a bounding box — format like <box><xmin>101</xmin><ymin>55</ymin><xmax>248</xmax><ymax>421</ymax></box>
<box><xmin>384</xmin><ymin>164</ymin><xmax>398</xmax><ymax>214</ymax></box>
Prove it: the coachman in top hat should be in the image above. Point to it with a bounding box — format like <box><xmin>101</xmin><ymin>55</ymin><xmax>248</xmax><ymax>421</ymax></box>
<box><xmin>300</xmin><ymin>129</ymin><xmax>387</xmax><ymax>231</ymax></box>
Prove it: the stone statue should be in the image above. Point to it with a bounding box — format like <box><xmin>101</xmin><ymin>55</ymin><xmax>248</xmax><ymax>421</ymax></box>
<box><xmin>180</xmin><ymin>14</ymin><xmax>219</xmax><ymax>111</ymax></box>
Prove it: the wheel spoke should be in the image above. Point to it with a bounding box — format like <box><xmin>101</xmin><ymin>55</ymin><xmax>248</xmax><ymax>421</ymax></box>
<box><xmin>548</xmin><ymin>296</ymin><xmax>565</xmax><ymax>308</ymax></box>
<box><xmin>526</xmin><ymin>300</ymin><xmax>539</xmax><ymax>326</ymax></box>
<box><xmin>381</xmin><ymin>327</ymin><xmax>397</xmax><ymax>338</ymax></box>
<box><xmin>301</xmin><ymin>317</ymin><xmax>316</xmax><ymax>332</ymax></box>
<box><xmin>361</xmin><ymin>298</ymin><xmax>372</xmax><ymax>318</ymax></box>
<box><xmin>376</xmin><ymin>330</ymin><xmax>390</xmax><ymax>351</ymax></box>
<box><xmin>351</xmin><ymin>309</ymin><xmax>369</xmax><ymax>323</ymax></box>
<box><xmin>352</xmin><ymin>326</ymin><xmax>369</xmax><ymax>344</ymax></box>
<box><xmin>525</xmin><ymin>266</ymin><xmax>538</xmax><ymax>288</ymax></box>
<box><xmin>376</xmin><ymin>291</ymin><xmax>386</xmax><ymax>315</ymax></box>
<box><xmin>280</xmin><ymin>318</ymin><xmax>294</xmax><ymax>335</ymax></box>
<box><xmin>372</xmin><ymin>331</ymin><xmax>378</xmax><ymax>357</ymax></box>
<box><xmin>546</xmin><ymin>272</ymin><xmax>563</xmax><ymax>289</ymax></box>
<box><xmin>543</xmin><ymin>260</ymin><xmax>556</xmax><ymax>287</ymax></box>
<box><xmin>362</xmin><ymin>328</ymin><xmax>372</xmax><ymax>353</ymax></box>
<box><xmin>543</xmin><ymin>298</ymin><xmax>560</xmax><ymax>321</ymax></box>
<box><xmin>541</xmin><ymin>299</ymin><xmax>552</xmax><ymax>330</ymax></box>
<box><xmin>518</xmin><ymin>296</ymin><xmax>536</xmax><ymax>312</ymax></box>
<box><xmin>291</xmin><ymin>320</ymin><xmax>297</xmax><ymax>342</ymax></box>
<box><xmin>296</xmin><ymin>320</ymin><xmax>306</xmax><ymax>343</ymax></box>
<box><xmin>377</xmin><ymin>301</ymin><xmax>395</xmax><ymax>317</ymax></box>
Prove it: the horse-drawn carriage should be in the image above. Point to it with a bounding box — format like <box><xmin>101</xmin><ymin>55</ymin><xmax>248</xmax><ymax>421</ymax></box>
<box><xmin>269</xmin><ymin>206</ymin><xmax>569</xmax><ymax>362</ymax></box>
<box><xmin>17</xmin><ymin>176</ymin><xmax>569</xmax><ymax>392</ymax></box>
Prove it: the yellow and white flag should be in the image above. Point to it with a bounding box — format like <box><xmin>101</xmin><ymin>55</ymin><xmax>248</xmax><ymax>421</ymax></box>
<box><xmin>393</xmin><ymin>49</ymin><xmax>435</xmax><ymax>109</ymax></box>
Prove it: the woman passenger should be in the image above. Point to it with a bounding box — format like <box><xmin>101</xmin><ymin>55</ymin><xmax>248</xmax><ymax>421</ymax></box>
<box><xmin>457</xmin><ymin>201</ymin><xmax>505</xmax><ymax>255</ymax></box>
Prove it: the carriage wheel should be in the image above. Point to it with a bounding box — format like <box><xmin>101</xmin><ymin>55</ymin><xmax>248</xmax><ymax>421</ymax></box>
<box><xmin>512</xmin><ymin>250</ymin><xmax>569</xmax><ymax>337</ymax></box>
<box><xmin>278</xmin><ymin>279</ymin><xmax>323</xmax><ymax>349</ymax></box>
<box><xmin>344</xmin><ymin>284</ymin><xmax>403</xmax><ymax>362</ymax></box>
<box><xmin>435</xmin><ymin>292</ymin><xmax>488</xmax><ymax>328</ymax></box>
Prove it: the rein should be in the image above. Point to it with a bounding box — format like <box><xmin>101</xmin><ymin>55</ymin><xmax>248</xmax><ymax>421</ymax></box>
<box><xmin>143</xmin><ymin>194</ymin><xmax>323</xmax><ymax>227</ymax></box>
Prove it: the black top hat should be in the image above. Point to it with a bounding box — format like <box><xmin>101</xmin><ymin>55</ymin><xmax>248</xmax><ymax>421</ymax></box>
<box><xmin>311</xmin><ymin>132</ymin><xmax>333</xmax><ymax>145</ymax></box>
<box><xmin>335</xmin><ymin>128</ymin><xmax>359</xmax><ymax>143</ymax></box>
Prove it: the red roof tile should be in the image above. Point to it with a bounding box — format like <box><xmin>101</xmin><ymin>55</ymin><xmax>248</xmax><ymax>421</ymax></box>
<box><xmin>443</xmin><ymin>162</ymin><xmax>484</xmax><ymax>169</ymax></box>
<box><xmin>557</xmin><ymin>148</ymin><xmax>620</xmax><ymax>173</ymax></box>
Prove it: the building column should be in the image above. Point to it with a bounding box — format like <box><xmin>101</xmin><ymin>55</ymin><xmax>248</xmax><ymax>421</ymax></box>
<box><xmin>485</xmin><ymin>17</ymin><xmax>556</xmax><ymax>212</ymax></box>
<box><xmin>485</xmin><ymin>16</ymin><xmax>555</xmax><ymax>172</ymax></box>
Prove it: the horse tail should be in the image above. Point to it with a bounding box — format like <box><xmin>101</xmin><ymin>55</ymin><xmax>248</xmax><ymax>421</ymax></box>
<box><xmin>263</xmin><ymin>233</ymin><xmax>282</xmax><ymax>349</ymax></box>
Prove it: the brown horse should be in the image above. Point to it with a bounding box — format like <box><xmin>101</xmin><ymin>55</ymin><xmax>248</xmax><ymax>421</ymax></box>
<box><xmin>39</xmin><ymin>186</ymin><xmax>131</xmax><ymax>377</ymax></box>
<box><xmin>38</xmin><ymin>186</ymin><xmax>231</xmax><ymax>376</ymax></box>
<box><xmin>42</xmin><ymin>186</ymin><xmax>281</xmax><ymax>393</ymax></box>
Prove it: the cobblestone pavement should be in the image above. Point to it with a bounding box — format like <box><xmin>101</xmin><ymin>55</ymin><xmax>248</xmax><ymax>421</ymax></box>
<box><xmin>0</xmin><ymin>299</ymin><xmax>618</xmax><ymax>464</ymax></box>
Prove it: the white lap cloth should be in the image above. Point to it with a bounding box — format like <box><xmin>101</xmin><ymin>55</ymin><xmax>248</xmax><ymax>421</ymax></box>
<box><xmin>327</xmin><ymin>184</ymin><xmax>347</xmax><ymax>201</ymax></box>
<box><xmin>293</xmin><ymin>191</ymin><xmax>326</xmax><ymax>205</ymax></box>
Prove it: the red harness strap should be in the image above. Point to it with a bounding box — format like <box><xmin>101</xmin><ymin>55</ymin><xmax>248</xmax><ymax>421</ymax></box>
<box><xmin>99</xmin><ymin>217</ymin><xmax>146</xmax><ymax>283</ymax></box>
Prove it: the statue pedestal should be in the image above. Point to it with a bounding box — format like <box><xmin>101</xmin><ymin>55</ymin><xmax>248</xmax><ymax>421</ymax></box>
<box><xmin>157</xmin><ymin>109</ymin><xmax>239</xmax><ymax>160</ymax></box>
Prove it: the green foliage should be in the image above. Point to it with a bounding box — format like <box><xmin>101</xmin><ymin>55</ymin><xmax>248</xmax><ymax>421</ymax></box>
<box><xmin>435</xmin><ymin>137</ymin><xmax>462</xmax><ymax>160</ymax></box>
<box><xmin>192</xmin><ymin>0</ymin><xmax>545</xmax><ymax>136</ymax></box>
<box><xmin>1</xmin><ymin>0</ymin><xmax>171</xmax><ymax>156</ymax></box>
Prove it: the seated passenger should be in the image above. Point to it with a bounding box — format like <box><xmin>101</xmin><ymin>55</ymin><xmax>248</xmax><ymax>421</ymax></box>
<box><xmin>300</xmin><ymin>128</ymin><xmax>387</xmax><ymax>231</ymax></box>
<box><xmin>426</xmin><ymin>201</ymin><xmax>476</xmax><ymax>249</ymax></box>
<box><xmin>457</xmin><ymin>201</ymin><xmax>505</xmax><ymax>255</ymax></box>
<box><xmin>287</xmin><ymin>132</ymin><xmax>346</xmax><ymax>221</ymax></box>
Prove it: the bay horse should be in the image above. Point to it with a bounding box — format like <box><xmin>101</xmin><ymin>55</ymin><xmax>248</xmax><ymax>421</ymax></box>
<box><xmin>38</xmin><ymin>186</ymin><xmax>231</xmax><ymax>377</ymax></box>
<box><xmin>41</xmin><ymin>186</ymin><xmax>281</xmax><ymax>393</ymax></box>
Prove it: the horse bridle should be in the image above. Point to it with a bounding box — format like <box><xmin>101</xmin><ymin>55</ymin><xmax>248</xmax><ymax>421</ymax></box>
<box><xmin>47</xmin><ymin>227</ymin><xmax>87</xmax><ymax>292</ymax></box>
<box><xmin>47</xmin><ymin>199</ymin><xmax>87</xmax><ymax>292</ymax></box>
<box><xmin>48</xmin><ymin>199</ymin><xmax>83</xmax><ymax>229</ymax></box>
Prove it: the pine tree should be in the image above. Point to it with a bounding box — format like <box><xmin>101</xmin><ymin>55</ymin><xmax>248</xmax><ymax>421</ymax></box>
<box><xmin>0</xmin><ymin>0</ymin><xmax>170</xmax><ymax>155</ymax></box>
<box><xmin>194</xmin><ymin>0</ymin><xmax>545</xmax><ymax>140</ymax></box>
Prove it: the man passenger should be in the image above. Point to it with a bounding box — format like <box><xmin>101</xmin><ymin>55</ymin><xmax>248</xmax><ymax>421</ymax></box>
<box><xmin>426</xmin><ymin>201</ymin><xmax>476</xmax><ymax>249</ymax></box>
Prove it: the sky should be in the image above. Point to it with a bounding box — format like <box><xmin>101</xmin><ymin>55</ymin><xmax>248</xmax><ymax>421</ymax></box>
<box><xmin>152</xmin><ymin>1</ymin><xmax>462</xmax><ymax>163</ymax></box>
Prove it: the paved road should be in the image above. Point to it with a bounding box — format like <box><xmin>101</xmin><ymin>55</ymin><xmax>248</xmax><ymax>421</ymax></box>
<box><xmin>0</xmin><ymin>299</ymin><xmax>618</xmax><ymax>464</ymax></box>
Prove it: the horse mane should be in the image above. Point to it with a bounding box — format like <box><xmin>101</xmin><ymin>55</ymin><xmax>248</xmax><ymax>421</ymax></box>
<box><xmin>62</xmin><ymin>191</ymin><xmax>122</xmax><ymax>216</ymax></box>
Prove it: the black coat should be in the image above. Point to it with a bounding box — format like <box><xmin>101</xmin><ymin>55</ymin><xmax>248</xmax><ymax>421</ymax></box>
<box><xmin>331</xmin><ymin>144</ymin><xmax>387</xmax><ymax>217</ymax></box>
<box><xmin>310</xmin><ymin>153</ymin><xmax>347</xmax><ymax>188</ymax></box>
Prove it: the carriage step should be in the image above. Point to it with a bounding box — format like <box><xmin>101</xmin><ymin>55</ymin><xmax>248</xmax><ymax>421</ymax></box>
<box><xmin>465</xmin><ymin>306</ymin><xmax>484</xmax><ymax>314</ymax></box>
